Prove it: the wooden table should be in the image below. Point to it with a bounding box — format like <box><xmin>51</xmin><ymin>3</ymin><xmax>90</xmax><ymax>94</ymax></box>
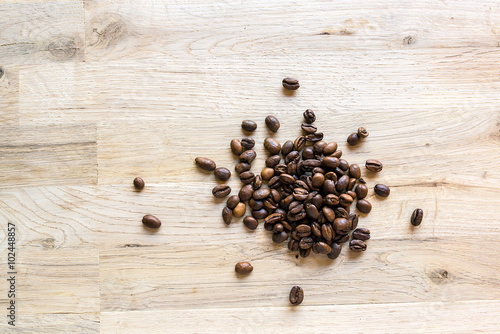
<box><xmin>1</xmin><ymin>1</ymin><xmax>499</xmax><ymax>333</ymax></box>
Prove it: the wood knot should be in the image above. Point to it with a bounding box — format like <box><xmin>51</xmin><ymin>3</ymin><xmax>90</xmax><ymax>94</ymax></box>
<box><xmin>89</xmin><ymin>14</ymin><xmax>128</xmax><ymax>48</ymax></box>
<box><xmin>41</xmin><ymin>237</ymin><xmax>55</xmax><ymax>249</ymax></box>
<box><xmin>426</xmin><ymin>267</ymin><xmax>450</xmax><ymax>284</ymax></box>
<box><xmin>46</xmin><ymin>37</ymin><xmax>79</xmax><ymax>60</ymax></box>
<box><xmin>403</xmin><ymin>36</ymin><xmax>415</xmax><ymax>45</ymax></box>
<box><xmin>0</xmin><ymin>67</ymin><xmax>4</xmax><ymax>79</ymax></box>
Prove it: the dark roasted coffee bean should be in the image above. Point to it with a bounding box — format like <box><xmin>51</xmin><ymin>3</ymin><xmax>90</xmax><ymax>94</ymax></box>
<box><xmin>272</xmin><ymin>231</ymin><xmax>289</xmax><ymax>243</ymax></box>
<box><xmin>321</xmin><ymin>223</ymin><xmax>334</xmax><ymax>241</ymax></box>
<box><xmin>311</xmin><ymin>173</ymin><xmax>325</xmax><ymax>189</ymax></box>
<box><xmin>299</xmin><ymin>237</ymin><xmax>314</xmax><ymax>249</ymax></box>
<box><xmin>281</xmin><ymin>140</ymin><xmax>294</xmax><ymax>156</ymax></box>
<box><xmin>302</xmin><ymin>159</ymin><xmax>321</xmax><ymax>170</ymax></box>
<box><xmin>302</xmin><ymin>147</ymin><xmax>315</xmax><ymax>160</ymax></box>
<box><xmin>195</xmin><ymin>157</ymin><xmax>216</xmax><ymax>171</ymax></box>
<box><xmin>265</xmin><ymin>115</ymin><xmax>280</xmax><ymax>132</ymax></box>
<box><xmin>339</xmin><ymin>193</ymin><xmax>354</xmax><ymax>207</ymax></box>
<box><xmin>303</xmin><ymin>109</ymin><xmax>316</xmax><ymax>123</ymax></box>
<box><xmin>357</xmin><ymin>127</ymin><xmax>369</xmax><ymax>138</ymax></box>
<box><xmin>282</xmin><ymin>77</ymin><xmax>300</xmax><ymax>90</ymax></box>
<box><xmin>334</xmin><ymin>167</ymin><xmax>345</xmax><ymax>177</ymax></box>
<box><xmin>306</xmin><ymin>132</ymin><xmax>323</xmax><ymax>142</ymax></box>
<box><xmin>263</xmin><ymin>198</ymin><xmax>278</xmax><ymax>211</ymax></box>
<box><xmin>374</xmin><ymin>184</ymin><xmax>390</xmax><ymax>197</ymax></box>
<box><xmin>291</xmin><ymin>230</ymin><xmax>300</xmax><ymax>240</ymax></box>
<box><xmin>241</xmin><ymin>120</ymin><xmax>257</xmax><ymax>132</ymax></box>
<box><xmin>261</xmin><ymin>167</ymin><xmax>275</xmax><ymax>181</ymax></box>
<box><xmin>347</xmin><ymin>133</ymin><xmax>360</xmax><ymax>146</ymax></box>
<box><xmin>350</xmin><ymin>239</ymin><xmax>367</xmax><ymax>252</ymax></box>
<box><xmin>355</xmin><ymin>184</ymin><xmax>368</xmax><ymax>199</ymax></box>
<box><xmin>334</xmin><ymin>207</ymin><xmax>349</xmax><ymax>219</ymax></box>
<box><xmin>213</xmin><ymin>184</ymin><xmax>231</xmax><ymax>198</ymax></box>
<box><xmin>253</xmin><ymin>175</ymin><xmax>263</xmax><ymax>190</ymax></box>
<box><xmin>239</xmin><ymin>171</ymin><xmax>255</xmax><ymax>184</ymax></box>
<box><xmin>356</xmin><ymin>199</ymin><xmax>372</xmax><ymax>214</ymax></box>
<box><xmin>311</xmin><ymin>193</ymin><xmax>323</xmax><ymax>208</ymax></box>
<box><xmin>268</xmin><ymin>176</ymin><xmax>282</xmax><ymax>189</ymax></box>
<box><xmin>264</xmin><ymin>137</ymin><xmax>281</xmax><ymax>155</ymax></box>
<box><xmin>273</xmin><ymin>223</ymin><xmax>284</xmax><ymax>233</ymax></box>
<box><xmin>349</xmin><ymin>164</ymin><xmax>361</xmax><ymax>179</ymax></box>
<box><xmin>324</xmin><ymin>194</ymin><xmax>339</xmax><ymax>207</ymax></box>
<box><xmin>227</xmin><ymin>195</ymin><xmax>240</xmax><ymax>209</ymax></box>
<box><xmin>296</xmin><ymin>160</ymin><xmax>304</xmax><ymax>175</ymax></box>
<box><xmin>323</xmin><ymin>156</ymin><xmax>340</xmax><ymax>169</ymax></box>
<box><xmin>142</xmin><ymin>214</ymin><xmax>161</xmax><ymax>228</ymax></box>
<box><xmin>253</xmin><ymin>187</ymin><xmax>271</xmax><ymax>200</ymax></box>
<box><xmin>311</xmin><ymin>242</ymin><xmax>320</xmax><ymax>254</ymax></box>
<box><xmin>331</xmin><ymin>150</ymin><xmax>343</xmax><ymax>159</ymax></box>
<box><xmin>296</xmin><ymin>224</ymin><xmax>311</xmax><ymax>237</ymax></box>
<box><xmin>365</xmin><ymin>159</ymin><xmax>383</xmax><ymax>172</ymax></box>
<box><xmin>285</xmin><ymin>151</ymin><xmax>300</xmax><ymax>164</ymax></box>
<box><xmin>239</xmin><ymin>184</ymin><xmax>254</xmax><ymax>201</ymax></box>
<box><xmin>327</xmin><ymin>243</ymin><xmax>342</xmax><ymax>259</ymax></box>
<box><xmin>347</xmin><ymin>190</ymin><xmax>357</xmax><ymax>200</ymax></box>
<box><xmin>322</xmin><ymin>180</ymin><xmax>336</xmax><ymax>195</ymax></box>
<box><xmin>235</xmin><ymin>262</ymin><xmax>253</xmax><ymax>274</ymax></box>
<box><xmin>249</xmin><ymin>198</ymin><xmax>264</xmax><ymax>210</ymax></box>
<box><xmin>274</xmin><ymin>164</ymin><xmax>287</xmax><ymax>175</ymax></box>
<box><xmin>281</xmin><ymin>220</ymin><xmax>292</xmax><ymax>231</ymax></box>
<box><xmin>301</xmin><ymin>123</ymin><xmax>317</xmax><ymax>134</ymax></box>
<box><xmin>411</xmin><ymin>208</ymin><xmax>424</xmax><ymax>226</ymax></box>
<box><xmin>265</xmin><ymin>212</ymin><xmax>284</xmax><ymax>224</ymax></box>
<box><xmin>287</xmin><ymin>209</ymin><xmax>306</xmax><ymax>222</ymax></box>
<box><xmin>281</xmin><ymin>195</ymin><xmax>294</xmax><ymax>209</ymax></box>
<box><xmin>280</xmin><ymin>173</ymin><xmax>295</xmax><ymax>185</ymax></box>
<box><xmin>265</xmin><ymin>155</ymin><xmax>281</xmax><ymax>168</ymax></box>
<box><xmin>333</xmin><ymin>218</ymin><xmax>350</xmax><ymax>234</ymax></box>
<box><xmin>347</xmin><ymin>178</ymin><xmax>357</xmax><ymax>192</ymax></box>
<box><xmin>233</xmin><ymin>202</ymin><xmax>246</xmax><ymax>218</ymax></box>
<box><xmin>324</xmin><ymin>172</ymin><xmax>337</xmax><ymax>182</ymax></box>
<box><xmin>231</xmin><ymin>139</ymin><xmax>243</xmax><ymax>156</ymax></box>
<box><xmin>270</xmin><ymin>189</ymin><xmax>281</xmax><ymax>203</ymax></box>
<box><xmin>264</xmin><ymin>221</ymin><xmax>274</xmax><ymax>231</ymax></box>
<box><xmin>288</xmin><ymin>239</ymin><xmax>300</xmax><ymax>251</ymax></box>
<box><xmin>240</xmin><ymin>150</ymin><xmax>257</xmax><ymax>163</ymax></box>
<box><xmin>349</xmin><ymin>213</ymin><xmax>359</xmax><ymax>230</ymax></box>
<box><xmin>336</xmin><ymin>175</ymin><xmax>349</xmax><ymax>192</ymax></box>
<box><xmin>294</xmin><ymin>179</ymin><xmax>309</xmax><ymax>191</ymax></box>
<box><xmin>353</xmin><ymin>227</ymin><xmax>370</xmax><ymax>240</ymax></box>
<box><xmin>287</xmin><ymin>162</ymin><xmax>297</xmax><ymax>175</ymax></box>
<box><xmin>311</xmin><ymin>221</ymin><xmax>322</xmax><ymax>238</ymax></box>
<box><xmin>289</xmin><ymin>286</ymin><xmax>304</xmax><ymax>305</ymax></box>
<box><xmin>323</xmin><ymin>142</ymin><xmax>338</xmax><ymax>155</ymax></box>
<box><xmin>313</xmin><ymin>141</ymin><xmax>327</xmax><ymax>154</ymax></box>
<box><xmin>334</xmin><ymin>233</ymin><xmax>350</xmax><ymax>243</ymax></box>
<box><xmin>299</xmin><ymin>248</ymin><xmax>311</xmax><ymax>258</ymax></box>
<box><xmin>241</xmin><ymin>137</ymin><xmax>255</xmax><ymax>150</ymax></box>
<box><xmin>316</xmin><ymin>242</ymin><xmax>332</xmax><ymax>254</ymax></box>
<box><xmin>133</xmin><ymin>177</ymin><xmax>145</xmax><ymax>190</ymax></box>
<box><xmin>322</xmin><ymin>207</ymin><xmax>335</xmax><ymax>222</ymax></box>
<box><xmin>305</xmin><ymin>203</ymin><xmax>319</xmax><ymax>220</ymax></box>
<box><xmin>293</xmin><ymin>188</ymin><xmax>309</xmax><ymax>201</ymax></box>
<box><xmin>222</xmin><ymin>207</ymin><xmax>232</xmax><ymax>225</ymax></box>
<box><xmin>294</xmin><ymin>136</ymin><xmax>306</xmax><ymax>151</ymax></box>
<box><xmin>359</xmin><ymin>177</ymin><xmax>366</xmax><ymax>184</ymax></box>
<box><xmin>214</xmin><ymin>167</ymin><xmax>231</xmax><ymax>181</ymax></box>
<box><xmin>235</xmin><ymin>162</ymin><xmax>251</xmax><ymax>174</ymax></box>
<box><xmin>289</xmin><ymin>202</ymin><xmax>304</xmax><ymax>215</ymax></box>
<box><xmin>339</xmin><ymin>159</ymin><xmax>349</xmax><ymax>171</ymax></box>
<box><xmin>252</xmin><ymin>208</ymin><xmax>268</xmax><ymax>219</ymax></box>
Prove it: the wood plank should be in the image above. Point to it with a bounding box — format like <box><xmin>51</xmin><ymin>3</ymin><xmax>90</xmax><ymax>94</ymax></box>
<box><xmin>0</xmin><ymin>65</ymin><xmax>19</xmax><ymax>125</ymax></box>
<box><xmin>98</xmin><ymin>239</ymin><xmax>500</xmax><ymax>311</ymax></box>
<box><xmin>0</xmin><ymin>313</ymin><xmax>99</xmax><ymax>334</ymax></box>
<box><xmin>100</xmin><ymin>300</ymin><xmax>500</xmax><ymax>333</ymax></box>
<box><xmin>0</xmin><ymin>124</ymin><xmax>97</xmax><ymax>187</ymax></box>
<box><xmin>0</xmin><ymin>1</ymin><xmax>85</xmax><ymax>66</ymax></box>
<box><xmin>84</xmin><ymin>0</ymin><xmax>500</xmax><ymax>62</ymax></box>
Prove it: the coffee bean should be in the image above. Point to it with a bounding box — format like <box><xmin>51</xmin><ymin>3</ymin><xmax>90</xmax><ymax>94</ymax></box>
<box><xmin>268</xmin><ymin>175</ymin><xmax>282</xmax><ymax>189</ymax></box>
<box><xmin>265</xmin><ymin>115</ymin><xmax>280</xmax><ymax>132</ymax></box>
<box><xmin>293</xmin><ymin>188</ymin><xmax>309</xmax><ymax>201</ymax></box>
<box><xmin>235</xmin><ymin>162</ymin><xmax>251</xmax><ymax>174</ymax></box>
<box><xmin>353</xmin><ymin>227</ymin><xmax>370</xmax><ymax>240</ymax></box>
<box><xmin>349</xmin><ymin>213</ymin><xmax>359</xmax><ymax>230</ymax></box>
<box><xmin>331</xmin><ymin>150</ymin><xmax>343</xmax><ymax>159</ymax></box>
<box><xmin>274</xmin><ymin>164</ymin><xmax>287</xmax><ymax>175</ymax></box>
<box><xmin>222</xmin><ymin>207</ymin><xmax>232</xmax><ymax>225</ymax></box>
<box><xmin>195</xmin><ymin>157</ymin><xmax>216</xmax><ymax>171</ymax></box>
<box><xmin>142</xmin><ymin>214</ymin><xmax>161</xmax><ymax>228</ymax></box>
<box><xmin>233</xmin><ymin>202</ymin><xmax>246</xmax><ymax>218</ymax></box>
<box><xmin>313</xmin><ymin>141</ymin><xmax>327</xmax><ymax>155</ymax></box>
<box><xmin>322</xmin><ymin>179</ymin><xmax>335</xmax><ymax>195</ymax></box>
<box><xmin>212</xmin><ymin>184</ymin><xmax>231</xmax><ymax>198</ymax></box>
<box><xmin>281</xmin><ymin>140</ymin><xmax>294</xmax><ymax>156</ymax></box>
<box><xmin>279</xmin><ymin>173</ymin><xmax>295</xmax><ymax>185</ymax></box>
<box><xmin>253</xmin><ymin>188</ymin><xmax>271</xmax><ymax>200</ymax></box>
<box><xmin>265</xmin><ymin>212</ymin><xmax>284</xmax><ymax>224</ymax></box>
<box><xmin>322</xmin><ymin>207</ymin><xmax>335</xmax><ymax>222</ymax></box>
<box><xmin>243</xmin><ymin>216</ymin><xmax>259</xmax><ymax>230</ymax></box>
<box><xmin>287</xmin><ymin>161</ymin><xmax>298</xmax><ymax>175</ymax></box>
<box><xmin>411</xmin><ymin>208</ymin><xmax>423</xmax><ymax>226</ymax></box>
<box><xmin>299</xmin><ymin>237</ymin><xmax>314</xmax><ymax>249</ymax></box>
<box><xmin>347</xmin><ymin>190</ymin><xmax>357</xmax><ymax>200</ymax></box>
<box><xmin>261</xmin><ymin>167</ymin><xmax>275</xmax><ymax>181</ymax></box>
<box><xmin>356</xmin><ymin>199</ymin><xmax>372</xmax><ymax>214</ymax></box>
<box><xmin>339</xmin><ymin>159</ymin><xmax>349</xmax><ymax>171</ymax></box>
<box><xmin>303</xmin><ymin>109</ymin><xmax>316</xmax><ymax>123</ymax></box>
<box><xmin>230</xmin><ymin>139</ymin><xmax>243</xmax><ymax>156</ymax></box>
<box><xmin>334</xmin><ymin>233</ymin><xmax>350</xmax><ymax>243</ymax></box>
<box><xmin>240</xmin><ymin>150</ymin><xmax>257</xmax><ymax>163</ymax></box>
<box><xmin>242</xmin><ymin>120</ymin><xmax>257</xmax><ymax>132</ymax></box>
<box><xmin>347</xmin><ymin>133</ymin><xmax>360</xmax><ymax>146</ymax></box>
<box><xmin>321</xmin><ymin>223</ymin><xmax>334</xmax><ymax>241</ymax></box>
<box><xmin>133</xmin><ymin>177</ymin><xmax>145</xmax><ymax>190</ymax></box>
<box><xmin>239</xmin><ymin>184</ymin><xmax>254</xmax><ymax>201</ymax></box>
<box><xmin>285</xmin><ymin>151</ymin><xmax>300</xmax><ymax>164</ymax></box>
<box><xmin>239</xmin><ymin>171</ymin><xmax>255</xmax><ymax>184</ymax></box>
<box><xmin>289</xmin><ymin>202</ymin><xmax>304</xmax><ymax>215</ymax></box>
<box><xmin>323</xmin><ymin>142</ymin><xmax>338</xmax><ymax>156</ymax></box>
<box><xmin>349</xmin><ymin>164</ymin><xmax>361</xmax><ymax>179</ymax></box>
<box><xmin>241</xmin><ymin>137</ymin><xmax>255</xmax><ymax>150</ymax></box>
<box><xmin>365</xmin><ymin>159</ymin><xmax>383</xmax><ymax>172</ymax></box>
<box><xmin>294</xmin><ymin>136</ymin><xmax>306</xmax><ymax>151</ymax></box>
<box><xmin>273</xmin><ymin>231</ymin><xmax>289</xmax><ymax>243</ymax></box>
<box><xmin>301</xmin><ymin>147</ymin><xmax>315</xmax><ymax>160</ymax></box>
<box><xmin>288</xmin><ymin>239</ymin><xmax>300</xmax><ymax>251</ymax></box>
<box><xmin>327</xmin><ymin>243</ymin><xmax>342</xmax><ymax>259</ymax></box>
<box><xmin>355</xmin><ymin>184</ymin><xmax>368</xmax><ymax>199</ymax></box>
<box><xmin>253</xmin><ymin>208</ymin><xmax>268</xmax><ymax>219</ymax></box>
<box><xmin>357</xmin><ymin>127</ymin><xmax>369</xmax><ymax>138</ymax></box>
<box><xmin>266</xmin><ymin>155</ymin><xmax>282</xmax><ymax>168</ymax></box>
<box><xmin>359</xmin><ymin>177</ymin><xmax>366</xmax><ymax>184</ymax></box>
<box><xmin>306</xmin><ymin>132</ymin><xmax>324</xmax><ymax>142</ymax></box>
<box><xmin>214</xmin><ymin>167</ymin><xmax>231</xmax><ymax>181</ymax></box>
<box><xmin>301</xmin><ymin>123</ymin><xmax>317</xmax><ymax>134</ymax></box>
<box><xmin>282</xmin><ymin>77</ymin><xmax>300</xmax><ymax>90</ymax></box>
<box><xmin>335</xmin><ymin>175</ymin><xmax>349</xmax><ymax>192</ymax></box>
<box><xmin>324</xmin><ymin>194</ymin><xmax>339</xmax><ymax>206</ymax></box>
<box><xmin>249</xmin><ymin>198</ymin><xmax>264</xmax><ymax>210</ymax></box>
<box><xmin>264</xmin><ymin>137</ymin><xmax>281</xmax><ymax>155</ymax></box>
<box><xmin>296</xmin><ymin>224</ymin><xmax>311</xmax><ymax>237</ymax></box>
<box><xmin>227</xmin><ymin>195</ymin><xmax>240</xmax><ymax>209</ymax></box>
<box><xmin>273</xmin><ymin>223</ymin><xmax>284</xmax><ymax>233</ymax></box>
<box><xmin>299</xmin><ymin>248</ymin><xmax>311</xmax><ymax>258</ymax></box>
<box><xmin>339</xmin><ymin>193</ymin><xmax>353</xmax><ymax>207</ymax></box>
<box><xmin>316</xmin><ymin>241</ymin><xmax>332</xmax><ymax>254</ymax></box>
<box><xmin>349</xmin><ymin>239</ymin><xmax>367</xmax><ymax>252</ymax></box>
<box><xmin>323</xmin><ymin>156</ymin><xmax>340</xmax><ymax>169</ymax></box>
<box><xmin>305</xmin><ymin>203</ymin><xmax>319</xmax><ymax>220</ymax></box>
<box><xmin>311</xmin><ymin>173</ymin><xmax>324</xmax><ymax>189</ymax></box>
<box><xmin>335</xmin><ymin>207</ymin><xmax>349</xmax><ymax>219</ymax></box>
<box><xmin>333</xmin><ymin>218</ymin><xmax>350</xmax><ymax>235</ymax></box>
<box><xmin>289</xmin><ymin>286</ymin><xmax>304</xmax><ymax>305</ymax></box>
<box><xmin>253</xmin><ymin>175</ymin><xmax>263</xmax><ymax>190</ymax></box>
<box><xmin>348</xmin><ymin>178</ymin><xmax>357</xmax><ymax>191</ymax></box>
<box><xmin>374</xmin><ymin>184</ymin><xmax>390</xmax><ymax>197</ymax></box>
<box><xmin>270</xmin><ymin>189</ymin><xmax>281</xmax><ymax>203</ymax></box>
<box><xmin>235</xmin><ymin>262</ymin><xmax>253</xmax><ymax>274</ymax></box>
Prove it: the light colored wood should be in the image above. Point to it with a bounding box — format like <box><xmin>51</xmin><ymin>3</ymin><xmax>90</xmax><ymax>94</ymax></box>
<box><xmin>1</xmin><ymin>0</ymin><xmax>500</xmax><ymax>333</ymax></box>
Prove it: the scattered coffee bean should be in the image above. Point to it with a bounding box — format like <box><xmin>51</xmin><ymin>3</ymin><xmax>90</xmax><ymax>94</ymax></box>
<box><xmin>264</xmin><ymin>137</ymin><xmax>281</xmax><ymax>155</ymax></box>
<box><xmin>142</xmin><ymin>214</ymin><xmax>161</xmax><ymax>228</ymax></box>
<box><xmin>242</xmin><ymin>120</ymin><xmax>257</xmax><ymax>132</ymax></box>
<box><xmin>356</xmin><ymin>199</ymin><xmax>372</xmax><ymax>214</ymax></box>
<box><xmin>306</xmin><ymin>132</ymin><xmax>324</xmax><ymax>142</ymax></box>
<box><xmin>239</xmin><ymin>184</ymin><xmax>254</xmax><ymax>201</ymax></box>
<box><xmin>355</xmin><ymin>184</ymin><xmax>368</xmax><ymax>199</ymax></box>
<box><xmin>214</xmin><ymin>167</ymin><xmax>231</xmax><ymax>181</ymax></box>
<box><xmin>327</xmin><ymin>243</ymin><xmax>342</xmax><ymax>259</ymax></box>
<box><xmin>243</xmin><ymin>216</ymin><xmax>259</xmax><ymax>230</ymax></box>
<box><xmin>235</xmin><ymin>162</ymin><xmax>251</xmax><ymax>174</ymax></box>
<box><xmin>289</xmin><ymin>286</ymin><xmax>304</xmax><ymax>305</ymax></box>
<box><xmin>239</xmin><ymin>171</ymin><xmax>256</xmax><ymax>184</ymax></box>
<box><xmin>213</xmin><ymin>184</ymin><xmax>231</xmax><ymax>198</ymax></box>
<box><xmin>241</xmin><ymin>137</ymin><xmax>255</xmax><ymax>150</ymax></box>
<box><xmin>374</xmin><ymin>184</ymin><xmax>390</xmax><ymax>197</ymax></box>
<box><xmin>226</xmin><ymin>195</ymin><xmax>240</xmax><ymax>209</ymax></box>
<box><xmin>303</xmin><ymin>109</ymin><xmax>316</xmax><ymax>123</ymax></box>
<box><xmin>352</xmin><ymin>227</ymin><xmax>370</xmax><ymax>240</ymax></box>
<box><xmin>282</xmin><ymin>77</ymin><xmax>300</xmax><ymax>90</ymax></box>
<box><xmin>273</xmin><ymin>231</ymin><xmax>289</xmax><ymax>243</ymax></box>
<box><xmin>231</xmin><ymin>139</ymin><xmax>243</xmax><ymax>156</ymax></box>
<box><xmin>195</xmin><ymin>157</ymin><xmax>216</xmax><ymax>171</ymax></box>
<box><xmin>233</xmin><ymin>202</ymin><xmax>246</xmax><ymax>218</ymax></box>
<box><xmin>133</xmin><ymin>177</ymin><xmax>145</xmax><ymax>190</ymax></box>
<box><xmin>349</xmin><ymin>164</ymin><xmax>361</xmax><ymax>179</ymax></box>
<box><xmin>357</xmin><ymin>127</ymin><xmax>369</xmax><ymax>138</ymax></box>
<box><xmin>265</xmin><ymin>115</ymin><xmax>280</xmax><ymax>132</ymax></box>
<box><xmin>349</xmin><ymin>239</ymin><xmax>367</xmax><ymax>252</ymax></box>
<box><xmin>347</xmin><ymin>133</ymin><xmax>360</xmax><ymax>146</ymax></box>
<box><xmin>366</xmin><ymin>159</ymin><xmax>383</xmax><ymax>172</ymax></box>
<box><xmin>235</xmin><ymin>262</ymin><xmax>253</xmax><ymax>274</ymax></box>
<box><xmin>266</xmin><ymin>155</ymin><xmax>282</xmax><ymax>168</ymax></box>
<box><xmin>349</xmin><ymin>213</ymin><xmax>359</xmax><ymax>230</ymax></box>
<box><xmin>261</xmin><ymin>167</ymin><xmax>275</xmax><ymax>181</ymax></box>
<box><xmin>222</xmin><ymin>207</ymin><xmax>232</xmax><ymax>225</ymax></box>
<box><xmin>240</xmin><ymin>150</ymin><xmax>257</xmax><ymax>163</ymax></box>
<box><xmin>411</xmin><ymin>208</ymin><xmax>423</xmax><ymax>226</ymax></box>
<box><xmin>253</xmin><ymin>175</ymin><xmax>263</xmax><ymax>189</ymax></box>
<box><xmin>301</xmin><ymin>123</ymin><xmax>317</xmax><ymax>134</ymax></box>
